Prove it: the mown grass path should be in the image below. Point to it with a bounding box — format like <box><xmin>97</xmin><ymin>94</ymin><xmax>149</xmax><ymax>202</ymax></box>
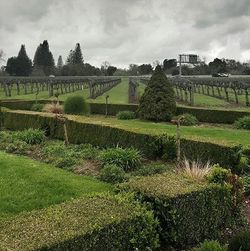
<box><xmin>0</xmin><ymin>151</ymin><xmax>112</xmax><ymax>220</ymax></box>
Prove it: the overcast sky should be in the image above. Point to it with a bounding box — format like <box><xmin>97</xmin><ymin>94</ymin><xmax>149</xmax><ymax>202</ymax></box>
<box><xmin>1</xmin><ymin>0</ymin><xmax>250</xmax><ymax>68</ymax></box>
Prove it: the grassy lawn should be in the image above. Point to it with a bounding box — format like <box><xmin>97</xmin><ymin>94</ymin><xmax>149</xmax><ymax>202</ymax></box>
<box><xmin>0</xmin><ymin>151</ymin><xmax>112</xmax><ymax>220</ymax></box>
<box><xmin>69</xmin><ymin>114</ymin><xmax>250</xmax><ymax>148</ymax></box>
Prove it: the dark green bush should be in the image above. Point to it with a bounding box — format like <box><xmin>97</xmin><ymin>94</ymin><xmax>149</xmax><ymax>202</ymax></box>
<box><xmin>30</xmin><ymin>103</ymin><xmax>44</xmax><ymax>112</ymax></box>
<box><xmin>64</xmin><ymin>95</ymin><xmax>89</xmax><ymax>115</ymax></box>
<box><xmin>116</xmin><ymin>110</ymin><xmax>136</xmax><ymax>120</ymax></box>
<box><xmin>228</xmin><ymin>230</ymin><xmax>250</xmax><ymax>251</ymax></box>
<box><xmin>138</xmin><ymin>65</ymin><xmax>176</xmax><ymax>121</ymax></box>
<box><xmin>175</xmin><ymin>113</ymin><xmax>199</xmax><ymax>126</ymax></box>
<box><xmin>0</xmin><ymin>194</ymin><xmax>159</xmax><ymax>251</ymax></box>
<box><xmin>234</xmin><ymin>116</ymin><xmax>250</xmax><ymax>130</ymax></box>
<box><xmin>13</xmin><ymin>128</ymin><xmax>45</xmax><ymax>145</ymax></box>
<box><xmin>99</xmin><ymin>147</ymin><xmax>141</xmax><ymax>171</ymax></box>
<box><xmin>206</xmin><ymin>165</ymin><xmax>230</xmax><ymax>185</ymax></box>
<box><xmin>120</xmin><ymin>172</ymin><xmax>235</xmax><ymax>248</ymax></box>
<box><xmin>194</xmin><ymin>240</ymin><xmax>227</xmax><ymax>251</ymax></box>
<box><xmin>99</xmin><ymin>164</ymin><xmax>127</xmax><ymax>184</ymax></box>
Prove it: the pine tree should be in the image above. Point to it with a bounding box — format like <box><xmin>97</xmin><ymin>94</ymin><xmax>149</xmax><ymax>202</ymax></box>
<box><xmin>66</xmin><ymin>50</ymin><xmax>74</xmax><ymax>65</ymax></box>
<box><xmin>33</xmin><ymin>40</ymin><xmax>55</xmax><ymax>75</ymax></box>
<box><xmin>57</xmin><ymin>55</ymin><xmax>63</xmax><ymax>69</ymax></box>
<box><xmin>15</xmin><ymin>45</ymin><xmax>32</xmax><ymax>76</ymax></box>
<box><xmin>138</xmin><ymin>65</ymin><xmax>176</xmax><ymax>121</ymax></box>
<box><xmin>72</xmin><ymin>43</ymin><xmax>83</xmax><ymax>64</ymax></box>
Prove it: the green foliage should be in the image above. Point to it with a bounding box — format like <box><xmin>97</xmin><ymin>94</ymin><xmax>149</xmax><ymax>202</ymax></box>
<box><xmin>99</xmin><ymin>147</ymin><xmax>141</xmax><ymax>171</ymax></box>
<box><xmin>131</xmin><ymin>164</ymin><xmax>170</xmax><ymax>176</ymax></box>
<box><xmin>99</xmin><ymin>164</ymin><xmax>127</xmax><ymax>184</ymax></box>
<box><xmin>116</xmin><ymin>110</ymin><xmax>136</xmax><ymax>120</ymax></box>
<box><xmin>228</xmin><ymin>230</ymin><xmax>250</xmax><ymax>251</ymax></box>
<box><xmin>138</xmin><ymin>65</ymin><xmax>176</xmax><ymax>121</ymax></box>
<box><xmin>176</xmin><ymin>113</ymin><xmax>199</xmax><ymax>126</ymax></box>
<box><xmin>0</xmin><ymin>194</ymin><xmax>159</xmax><ymax>251</ymax></box>
<box><xmin>30</xmin><ymin>103</ymin><xmax>44</xmax><ymax>112</ymax></box>
<box><xmin>206</xmin><ymin>165</ymin><xmax>230</xmax><ymax>185</ymax></box>
<box><xmin>13</xmin><ymin>128</ymin><xmax>45</xmax><ymax>145</ymax></box>
<box><xmin>121</xmin><ymin>172</ymin><xmax>235</xmax><ymax>248</ymax></box>
<box><xmin>64</xmin><ymin>95</ymin><xmax>89</xmax><ymax>115</ymax></box>
<box><xmin>243</xmin><ymin>175</ymin><xmax>250</xmax><ymax>195</ymax></box>
<box><xmin>194</xmin><ymin>240</ymin><xmax>227</xmax><ymax>251</ymax></box>
<box><xmin>234</xmin><ymin>116</ymin><xmax>250</xmax><ymax>130</ymax></box>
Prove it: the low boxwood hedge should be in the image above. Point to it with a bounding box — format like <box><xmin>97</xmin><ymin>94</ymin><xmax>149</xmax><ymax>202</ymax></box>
<box><xmin>2</xmin><ymin>110</ymin><xmax>243</xmax><ymax>168</ymax></box>
<box><xmin>120</xmin><ymin>172</ymin><xmax>235</xmax><ymax>248</ymax></box>
<box><xmin>2</xmin><ymin>100</ymin><xmax>249</xmax><ymax>124</ymax></box>
<box><xmin>0</xmin><ymin>194</ymin><xmax>159</xmax><ymax>251</ymax></box>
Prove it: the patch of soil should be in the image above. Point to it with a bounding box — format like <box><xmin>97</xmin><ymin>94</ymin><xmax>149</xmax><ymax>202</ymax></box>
<box><xmin>73</xmin><ymin>160</ymin><xmax>101</xmax><ymax>176</ymax></box>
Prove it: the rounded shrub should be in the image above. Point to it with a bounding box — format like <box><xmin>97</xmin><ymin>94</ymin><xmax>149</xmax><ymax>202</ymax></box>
<box><xmin>64</xmin><ymin>96</ymin><xmax>89</xmax><ymax>115</ymax></box>
<box><xmin>206</xmin><ymin>164</ymin><xmax>230</xmax><ymax>185</ymax></box>
<box><xmin>228</xmin><ymin>230</ymin><xmax>250</xmax><ymax>251</ymax></box>
<box><xmin>138</xmin><ymin>65</ymin><xmax>176</xmax><ymax>121</ymax></box>
<box><xmin>194</xmin><ymin>240</ymin><xmax>227</xmax><ymax>251</ymax></box>
<box><xmin>116</xmin><ymin>111</ymin><xmax>136</xmax><ymax>120</ymax></box>
<box><xmin>176</xmin><ymin>113</ymin><xmax>199</xmax><ymax>126</ymax></box>
<box><xmin>99</xmin><ymin>164</ymin><xmax>127</xmax><ymax>184</ymax></box>
<box><xmin>234</xmin><ymin>116</ymin><xmax>250</xmax><ymax>130</ymax></box>
<box><xmin>31</xmin><ymin>103</ymin><xmax>44</xmax><ymax>112</ymax></box>
<box><xmin>99</xmin><ymin>147</ymin><xmax>141</xmax><ymax>171</ymax></box>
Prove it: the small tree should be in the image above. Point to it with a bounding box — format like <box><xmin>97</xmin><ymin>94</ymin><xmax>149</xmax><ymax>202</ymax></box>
<box><xmin>138</xmin><ymin>65</ymin><xmax>176</xmax><ymax>121</ymax></box>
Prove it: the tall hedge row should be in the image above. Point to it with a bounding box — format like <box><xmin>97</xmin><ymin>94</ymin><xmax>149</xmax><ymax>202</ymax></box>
<box><xmin>1</xmin><ymin>99</ymin><xmax>250</xmax><ymax>124</ymax></box>
<box><xmin>120</xmin><ymin>173</ymin><xmax>235</xmax><ymax>248</ymax></box>
<box><xmin>0</xmin><ymin>195</ymin><xmax>159</xmax><ymax>250</ymax></box>
<box><xmin>2</xmin><ymin>110</ymin><xmax>242</xmax><ymax>167</ymax></box>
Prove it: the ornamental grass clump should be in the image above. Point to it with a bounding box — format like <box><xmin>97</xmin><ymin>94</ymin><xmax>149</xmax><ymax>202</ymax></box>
<box><xmin>138</xmin><ymin>65</ymin><xmax>176</xmax><ymax>121</ymax></box>
<box><xmin>13</xmin><ymin>128</ymin><xmax>45</xmax><ymax>145</ymax></box>
<box><xmin>43</xmin><ymin>102</ymin><xmax>63</xmax><ymax>114</ymax></box>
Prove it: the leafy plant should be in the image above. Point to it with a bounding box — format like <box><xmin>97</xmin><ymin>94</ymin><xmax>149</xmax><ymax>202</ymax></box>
<box><xmin>234</xmin><ymin>116</ymin><xmax>250</xmax><ymax>130</ymax></box>
<box><xmin>99</xmin><ymin>147</ymin><xmax>141</xmax><ymax>171</ymax></box>
<box><xmin>132</xmin><ymin>164</ymin><xmax>169</xmax><ymax>177</ymax></box>
<box><xmin>175</xmin><ymin>113</ymin><xmax>199</xmax><ymax>126</ymax></box>
<box><xmin>64</xmin><ymin>96</ymin><xmax>89</xmax><ymax>115</ymax></box>
<box><xmin>116</xmin><ymin>111</ymin><xmax>136</xmax><ymax>120</ymax></box>
<box><xmin>194</xmin><ymin>240</ymin><xmax>227</xmax><ymax>251</ymax></box>
<box><xmin>228</xmin><ymin>230</ymin><xmax>250</xmax><ymax>251</ymax></box>
<box><xmin>206</xmin><ymin>164</ymin><xmax>230</xmax><ymax>185</ymax></box>
<box><xmin>99</xmin><ymin>164</ymin><xmax>127</xmax><ymax>184</ymax></box>
<box><xmin>13</xmin><ymin>129</ymin><xmax>45</xmax><ymax>145</ymax></box>
<box><xmin>30</xmin><ymin>103</ymin><xmax>44</xmax><ymax>112</ymax></box>
<box><xmin>243</xmin><ymin>175</ymin><xmax>250</xmax><ymax>195</ymax></box>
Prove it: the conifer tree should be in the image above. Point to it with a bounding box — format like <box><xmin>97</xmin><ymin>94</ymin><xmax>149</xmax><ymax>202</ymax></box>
<box><xmin>33</xmin><ymin>40</ymin><xmax>55</xmax><ymax>75</ymax></box>
<box><xmin>72</xmin><ymin>43</ymin><xmax>83</xmax><ymax>64</ymax></box>
<box><xmin>138</xmin><ymin>65</ymin><xmax>176</xmax><ymax>121</ymax></box>
<box><xmin>57</xmin><ymin>55</ymin><xmax>63</xmax><ymax>69</ymax></box>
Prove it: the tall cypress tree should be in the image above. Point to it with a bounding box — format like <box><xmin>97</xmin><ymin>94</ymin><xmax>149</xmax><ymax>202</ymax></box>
<box><xmin>33</xmin><ymin>40</ymin><xmax>55</xmax><ymax>75</ymax></box>
<box><xmin>57</xmin><ymin>55</ymin><xmax>63</xmax><ymax>69</ymax></box>
<box><xmin>138</xmin><ymin>65</ymin><xmax>176</xmax><ymax>121</ymax></box>
<box><xmin>72</xmin><ymin>43</ymin><xmax>83</xmax><ymax>64</ymax></box>
<box><xmin>15</xmin><ymin>45</ymin><xmax>32</xmax><ymax>76</ymax></box>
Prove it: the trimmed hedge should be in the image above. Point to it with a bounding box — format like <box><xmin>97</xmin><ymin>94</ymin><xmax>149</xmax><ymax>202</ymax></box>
<box><xmin>120</xmin><ymin>172</ymin><xmax>235</xmax><ymax>248</ymax></box>
<box><xmin>0</xmin><ymin>194</ymin><xmax>159</xmax><ymax>250</ymax></box>
<box><xmin>1</xmin><ymin>99</ymin><xmax>250</xmax><ymax>124</ymax></box>
<box><xmin>2</xmin><ymin>110</ymin><xmax>243</xmax><ymax>167</ymax></box>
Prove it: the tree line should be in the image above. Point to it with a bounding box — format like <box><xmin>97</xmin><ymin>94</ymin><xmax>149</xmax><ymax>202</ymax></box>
<box><xmin>2</xmin><ymin>41</ymin><xmax>118</xmax><ymax>77</ymax></box>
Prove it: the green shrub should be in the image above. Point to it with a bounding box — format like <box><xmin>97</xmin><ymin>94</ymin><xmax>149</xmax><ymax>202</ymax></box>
<box><xmin>176</xmin><ymin>113</ymin><xmax>199</xmax><ymax>126</ymax></box>
<box><xmin>116</xmin><ymin>110</ymin><xmax>136</xmax><ymax>120</ymax></box>
<box><xmin>234</xmin><ymin>116</ymin><xmax>250</xmax><ymax>130</ymax></box>
<box><xmin>243</xmin><ymin>175</ymin><xmax>250</xmax><ymax>195</ymax></box>
<box><xmin>99</xmin><ymin>147</ymin><xmax>141</xmax><ymax>171</ymax></box>
<box><xmin>228</xmin><ymin>230</ymin><xmax>250</xmax><ymax>251</ymax></box>
<box><xmin>13</xmin><ymin>128</ymin><xmax>45</xmax><ymax>145</ymax></box>
<box><xmin>132</xmin><ymin>164</ymin><xmax>170</xmax><ymax>176</ymax></box>
<box><xmin>4</xmin><ymin>140</ymin><xmax>29</xmax><ymax>154</ymax></box>
<box><xmin>99</xmin><ymin>164</ymin><xmax>127</xmax><ymax>184</ymax></box>
<box><xmin>206</xmin><ymin>165</ymin><xmax>230</xmax><ymax>185</ymax></box>
<box><xmin>55</xmin><ymin>157</ymin><xmax>78</xmax><ymax>169</ymax></box>
<box><xmin>120</xmin><ymin>172</ymin><xmax>235</xmax><ymax>248</ymax></box>
<box><xmin>0</xmin><ymin>194</ymin><xmax>159</xmax><ymax>251</ymax></box>
<box><xmin>72</xmin><ymin>143</ymin><xmax>99</xmax><ymax>160</ymax></box>
<box><xmin>194</xmin><ymin>240</ymin><xmax>227</xmax><ymax>251</ymax></box>
<box><xmin>138</xmin><ymin>65</ymin><xmax>176</xmax><ymax>121</ymax></box>
<box><xmin>64</xmin><ymin>95</ymin><xmax>89</xmax><ymax>115</ymax></box>
<box><xmin>237</xmin><ymin>156</ymin><xmax>250</xmax><ymax>174</ymax></box>
<box><xmin>30</xmin><ymin>103</ymin><xmax>44</xmax><ymax>112</ymax></box>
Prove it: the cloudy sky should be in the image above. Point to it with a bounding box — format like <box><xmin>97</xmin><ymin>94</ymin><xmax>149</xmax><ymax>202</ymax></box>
<box><xmin>1</xmin><ymin>0</ymin><xmax>250</xmax><ymax>68</ymax></box>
